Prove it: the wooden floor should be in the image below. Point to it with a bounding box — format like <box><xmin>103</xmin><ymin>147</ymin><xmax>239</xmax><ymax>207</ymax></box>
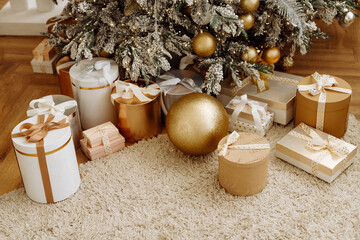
<box><xmin>0</xmin><ymin>19</ymin><xmax>359</xmax><ymax>196</ymax></box>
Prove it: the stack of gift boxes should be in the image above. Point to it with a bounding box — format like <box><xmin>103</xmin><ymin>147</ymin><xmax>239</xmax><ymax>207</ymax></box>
<box><xmin>10</xmin><ymin>38</ymin><xmax>358</xmax><ymax>204</ymax></box>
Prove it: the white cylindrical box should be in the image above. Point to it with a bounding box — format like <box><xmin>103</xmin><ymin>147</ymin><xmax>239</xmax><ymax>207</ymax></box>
<box><xmin>11</xmin><ymin>114</ymin><xmax>81</xmax><ymax>204</ymax></box>
<box><xmin>9</xmin><ymin>0</ymin><xmax>28</xmax><ymax>12</ymax></box>
<box><xmin>70</xmin><ymin>58</ymin><xmax>119</xmax><ymax>129</ymax></box>
<box><xmin>35</xmin><ymin>0</ymin><xmax>55</xmax><ymax>12</ymax></box>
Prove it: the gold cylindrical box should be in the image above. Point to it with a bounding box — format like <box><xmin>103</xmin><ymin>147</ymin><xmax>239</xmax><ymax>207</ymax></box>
<box><xmin>295</xmin><ymin>75</ymin><xmax>351</xmax><ymax>138</ymax></box>
<box><xmin>112</xmin><ymin>80</ymin><xmax>162</xmax><ymax>143</ymax></box>
<box><xmin>56</xmin><ymin>56</ymin><xmax>74</xmax><ymax>98</ymax></box>
<box><xmin>218</xmin><ymin>132</ymin><xmax>269</xmax><ymax>196</ymax></box>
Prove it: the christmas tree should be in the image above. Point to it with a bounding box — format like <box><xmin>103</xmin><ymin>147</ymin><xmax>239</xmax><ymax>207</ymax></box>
<box><xmin>47</xmin><ymin>0</ymin><xmax>358</xmax><ymax>94</ymax></box>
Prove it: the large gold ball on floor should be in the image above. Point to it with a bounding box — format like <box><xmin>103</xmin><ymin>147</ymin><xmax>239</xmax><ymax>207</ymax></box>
<box><xmin>166</xmin><ymin>93</ymin><xmax>229</xmax><ymax>155</ymax></box>
<box><xmin>239</xmin><ymin>13</ymin><xmax>255</xmax><ymax>30</ymax></box>
<box><xmin>240</xmin><ymin>0</ymin><xmax>260</xmax><ymax>13</ymax></box>
<box><xmin>262</xmin><ymin>46</ymin><xmax>281</xmax><ymax>64</ymax></box>
<box><xmin>192</xmin><ymin>32</ymin><xmax>217</xmax><ymax>57</ymax></box>
<box><xmin>241</xmin><ymin>46</ymin><xmax>258</xmax><ymax>63</ymax></box>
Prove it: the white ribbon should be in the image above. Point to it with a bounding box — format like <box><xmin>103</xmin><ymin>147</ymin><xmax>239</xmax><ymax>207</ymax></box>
<box><xmin>27</xmin><ymin>96</ymin><xmax>77</xmax><ymax>117</ymax></box>
<box><xmin>179</xmin><ymin>54</ymin><xmax>198</xmax><ymax>70</ymax></box>
<box><xmin>298</xmin><ymin>72</ymin><xmax>352</xmax><ymax>131</ymax></box>
<box><xmin>158</xmin><ymin>74</ymin><xmax>202</xmax><ymax>96</ymax></box>
<box><xmin>84</xmin><ymin>125</ymin><xmax>114</xmax><ymax>156</ymax></box>
<box><xmin>111</xmin><ymin>81</ymin><xmax>160</xmax><ymax>104</ymax></box>
<box><xmin>81</xmin><ymin>60</ymin><xmax>113</xmax><ymax>87</ymax></box>
<box><xmin>218</xmin><ymin>131</ymin><xmax>270</xmax><ymax>157</ymax></box>
<box><xmin>229</xmin><ymin>94</ymin><xmax>270</xmax><ymax>136</ymax></box>
<box><xmin>289</xmin><ymin>123</ymin><xmax>350</xmax><ymax>176</ymax></box>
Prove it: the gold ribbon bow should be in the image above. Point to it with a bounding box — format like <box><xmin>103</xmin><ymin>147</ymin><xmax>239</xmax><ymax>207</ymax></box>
<box><xmin>12</xmin><ymin>114</ymin><xmax>70</xmax><ymax>203</ymax></box>
<box><xmin>289</xmin><ymin>123</ymin><xmax>350</xmax><ymax>176</ymax></box>
<box><xmin>298</xmin><ymin>72</ymin><xmax>352</xmax><ymax>131</ymax></box>
<box><xmin>218</xmin><ymin>131</ymin><xmax>270</xmax><ymax>157</ymax></box>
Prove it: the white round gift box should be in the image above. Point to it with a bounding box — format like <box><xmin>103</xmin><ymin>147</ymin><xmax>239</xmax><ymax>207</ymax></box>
<box><xmin>11</xmin><ymin>114</ymin><xmax>81</xmax><ymax>204</ymax></box>
<box><xmin>70</xmin><ymin>58</ymin><xmax>119</xmax><ymax>129</ymax></box>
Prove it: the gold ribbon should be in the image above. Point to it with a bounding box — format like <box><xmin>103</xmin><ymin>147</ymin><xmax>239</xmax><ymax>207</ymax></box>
<box><xmin>289</xmin><ymin>123</ymin><xmax>350</xmax><ymax>176</ymax></box>
<box><xmin>218</xmin><ymin>131</ymin><xmax>270</xmax><ymax>157</ymax></box>
<box><xmin>12</xmin><ymin>114</ymin><xmax>70</xmax><ymax>203</ymax></box>
<box><xmin>298</xmin><ymin>72</ymin><xmax>352</xmax><ymax>131</ymax></box>
<box><xmin>37</xmin><ymin>40</ymin><xmax>46</xmax><ymax>73</ymax></box>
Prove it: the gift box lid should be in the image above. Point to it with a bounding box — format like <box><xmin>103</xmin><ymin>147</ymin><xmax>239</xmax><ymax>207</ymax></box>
<box><xmin>218</xmin><ymin>132</ymin><xmax>270</xmax><ymax>168</ymax></box>
<box><xmin>297</xmin><ymin>75</ymin><xmax>352</xmax><ymax>112</ymax></box>
<box><xmin>32</xmin><ymin>39</ymin><xmax>57</xmax><ymax>61</ymax></box>
<box><xmin>69</xmin><ymin>57</ymin><xmax>119</xmax><ymax>88</ymax></box>
<box><xmin>12</xmin><ymin>114</ymin><xmax>71</xmax><ymax>155</ymax></box>
<box><xmin>56</xmin><ymin>56</ymin><xmax>75</xmax><ymax>74</ymax></box>
<box><xmin>276</xmin><ymin>123</ymin><xmax>357</xmax><ymax>176</ymax></box>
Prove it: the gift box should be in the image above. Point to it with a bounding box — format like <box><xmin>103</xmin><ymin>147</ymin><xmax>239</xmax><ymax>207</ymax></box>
<box><xmin>218</xmin><ymin>71</ymin><xmax>302</xmax><ymax>125</ymax></box>
<box><xmin>11</xmin><ymin>114</ymin><xmax>81</xmax><ymax>203</ymax></box>
<box><xmin>69</xmin><ymin>58</ymin><xmax>119</xmax><ymax>129</ymax></box>
<box><xmin>156</xmin><ymin>69</ymin><xmax>203</xmax><ymax>115</ymax></box>
<box><xmin>46</xmin><ymin>15</ymin><xmax>77</xmax><ymax>38</ymax></box>
<box><xmin>56</xmin><ymin>56</ymin><xmax>75</xmax><ymax>98</ymax></box>
<box><xmin>80</xmin><ymin>122</ymin><xmax>125</xmax><ymax>160</ymax></box>
<box><xmin>218</xmin><ymin>131</ymin><xmax>270</xmax><ymax>196</ymax></box>
<box><xmin>295</xmin><ymin>72</ymin><xmax>352</xmax><ymax>138</ymax></box>
<box><xmin>32</xmin><ymin>39</ymin><xmax>57</xmax><ymax>61</ymax></box>
<box><xmin>111</xmin><ymin>80</ymin><xmax>162</xmax><ymax>143</ymax></box>
<box><xmin>226</xmin><ymin>94</ymin><xmax>274</xmax><ymax>137</ymax></box>
<box><xmin>276</xmin><ymin>123</ymin><xmax>357</xmax><ymax>183</ymax></box>
<box><xmin>31</xmin><ymin>54</ymin><xmax>58</xmax><ymax>74</ymax></box>
<box><xmin>26</xmin><ymin>95</ymin><xmax>82</xmax><ymax>149</ymax></box>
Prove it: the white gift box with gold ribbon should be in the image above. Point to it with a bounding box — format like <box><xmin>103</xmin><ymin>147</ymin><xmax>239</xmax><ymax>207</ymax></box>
<box><xmin>226</xmin><ymin>94</ymin><xmax>274</xmax><ymax>137</ymax></box>
<box><xmin>276</xmin><ymin>123</ymin><xmax>357</xmax><ymax>183</ymax></box>
<box><xmin>11</xmin><ymin>114</ymin><xmax>80</xmax><ymax>203</ymax></box>
<box><xmin>69</xmin><ymin>58</ymin><xmax>119</xmax><ymax>129</ymax></box>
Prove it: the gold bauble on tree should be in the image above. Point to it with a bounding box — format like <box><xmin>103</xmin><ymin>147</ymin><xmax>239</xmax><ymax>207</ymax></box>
<box><xmin>241</xmin><ymin>46</ymin><xmax>258</xmax><ymax>63</ymax></box>
<box><xmin>192</xmin><ymin>32</ymin><xmax>217</xmax><ymax>57</ymax></box>
<box><xmin>262</xmin><ymin>46</ymin><xmax>281</xmax><ymax>64</ymax></box>
<box><xmin>166</xmin><ymin>93</ymin><xmax>229</xmax><ymax>155</ymax></box>
<box><xmin>239</xmin><ymin>13</ymin><xmax>255</xmax><ymax>30</ymax></box>
<box><xmin>239</xmin><ymin>0</ymin><xmax>260</xmax><ymax>13</ymax></box>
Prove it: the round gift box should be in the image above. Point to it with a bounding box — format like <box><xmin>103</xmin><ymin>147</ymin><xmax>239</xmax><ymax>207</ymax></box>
<box><xmin>295</xmin><ymin>75</ymin><xmax>351</xmax><ymax>138</ymax></box>
<box><xmin>56</xmin><ymin>56</ymin><xmax>75</xmax><ymax>98</ymax></box>
<box><xmin>11</xmin><ymin>114</ymin><xmax>81</xmax><ymax>204</ymax></box>
<box><xmin>156</xmin><ymin>69</ymin><xmax>203</xmax><ymax>115</ymax></box>
<box><xmin>27</xmin><ymin>95</ymin><xmax>82</xmax><ymax>149</ymax></box>
<box><xmin>70</xmin><ymin>57</ymin><xmax>119</xmax><ymax>129</ymax></box>
<box><xmin>218</xmin><ymin>132</ymin><xmax>269</xmax><ymax>196</ymax></box>
<box><xmin>112</xmin><ymin>79</ymin><xmax>162</xmax><ymax>143</ymax></box>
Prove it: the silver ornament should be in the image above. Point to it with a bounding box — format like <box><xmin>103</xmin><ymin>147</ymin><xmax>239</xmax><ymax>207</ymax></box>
<box><xmin>340</xmin><ymin>11</ymin><xmax>356</xmax><ymax>27</ymax></box>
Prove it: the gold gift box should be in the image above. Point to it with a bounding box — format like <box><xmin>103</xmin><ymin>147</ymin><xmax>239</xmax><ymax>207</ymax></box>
<box><xmin>276</xmin><ymin>123</ymin><xmax>357</xmax><ymax>183</ymax></box>
<box><xmin>218</xmin><ymin>71</ymin><xmax>302</xmax><ymax>125</ymax></box>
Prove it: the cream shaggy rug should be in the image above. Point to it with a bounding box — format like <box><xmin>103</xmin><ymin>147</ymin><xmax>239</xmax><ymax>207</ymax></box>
<box><xmin>1</xmin><ymin>115</ymin><xmax>360</xmax><ymax>239</ymax></box>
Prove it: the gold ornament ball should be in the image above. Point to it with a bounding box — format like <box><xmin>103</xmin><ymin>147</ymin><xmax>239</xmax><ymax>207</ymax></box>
<box><xmin>99</xmin><ymin>49</ymin><xmax>112</xmax><ymax>58</ymax></box>
<box><xmin>262</xmin><ymin>46</ymin><xmax>281</xmax><ymax>64</ymax></box>
<box><xmin>240</xmin><ymin>0</ymin><xmax>260</xmax><ymax>13</ymax></box>
<box><xmin>166</xmin><ymin>93</ymin><xmax>229</xmax><ymax>155</ymax></box>
<box><xmin>192</xmin><ymin>32</ymin><xmax>217</xmax><ymax>57</ymax></box>
<box><xmin>241</xmin><ymin>46</ymin><xmax>258</xmax><ymax>63</ymax></box>
<box><xmin>239</xmin><ymin>13</ymin><xmax>255</xmax><ymax>30</ymax></box>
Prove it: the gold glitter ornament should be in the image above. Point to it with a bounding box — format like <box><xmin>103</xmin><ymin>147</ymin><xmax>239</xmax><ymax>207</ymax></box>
<box><xmin>241</xmin><ymin>46</ymin><xmax>258</xmax><ymax>63</ymax></box>
<box><xmin>239</xmin><ymin>0</ymin><xmax>260</xmax><ymax>13</ymax></box>
<box><xmin>239</xmin><ymin>13</ymin><xmax>255</xmax><ymax>30</ymax></box>
<box><xmin>166</xmin><ymin>93</ymin><xmax>229</xmax><ymax>155</ymax></box>
<box><xmin>192</xmin><ymin>32</ymin><xmax>217</xmax><ymax>57</ymax></box>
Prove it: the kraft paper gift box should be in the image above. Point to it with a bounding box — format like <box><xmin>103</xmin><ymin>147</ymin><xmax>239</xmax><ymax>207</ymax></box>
<box><xmin>81</xmin><ymin>122</ymin><xmax>125</xmax><ymax>160</ymax></box>
<box><xmin>218</xmin><ymin>131</ymin><xmax>270</xmax><ymax>196</ymax></box>
<box><xmin>11</xmin><ymin>114</ymin><xmax>81</xmax><ymax>204</ymax></box>
<box><xmin>276</xmin><ymin>123</ymin><xmax>357</xmax><ymax>183</ymax></box>
<box><xmin>218</xmin><ymin>71</ymin><xmax>302</xmax><ymax>125</ymax></box>
<box><xmin>156</xmin><ymin>69</ymin><xmax>203</xmax><ymax>115</ymax></box>
<box><xmin>226</xmin><ymin>94</ymin><xmax>274</xmax><ymax>137</ymax></box>
<box><xmin>111</xmin><ymin>80</ymin><xmax>162</xmax><ymax>143</ymax></box>
<box><xmin>56</xmin><ymin>56</ymin><xmax>75</xmax><ymax>98</ymax></box>
<box><xmin>295</xmin><ymin>72</ymin><xmax>352</xmax><ymax>138</ymax></box>
<box><xmin>32</xmin><ymin>39</ymin><xmax>57</xmax><ymax>61</ymax></box>
<box><xmin>26</xmin><ymin>95</ymin><xmax>82</xmax><ymax>149</ymax></box>
<box><xmin>69</xmin><ymin>58</ymin><xmax>119</xmax><ymax>129</ymax></box>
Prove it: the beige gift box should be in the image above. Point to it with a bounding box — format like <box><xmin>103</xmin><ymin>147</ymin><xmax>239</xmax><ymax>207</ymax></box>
<box><xmin>218</xmin><ymin>71</ymin><xmax>302</xmax><ymax>125</ymax></box>
<box><xmin>276</xmin><ymin>123</ymin><xmax>357</xmax><ymax>183</ymax></box>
